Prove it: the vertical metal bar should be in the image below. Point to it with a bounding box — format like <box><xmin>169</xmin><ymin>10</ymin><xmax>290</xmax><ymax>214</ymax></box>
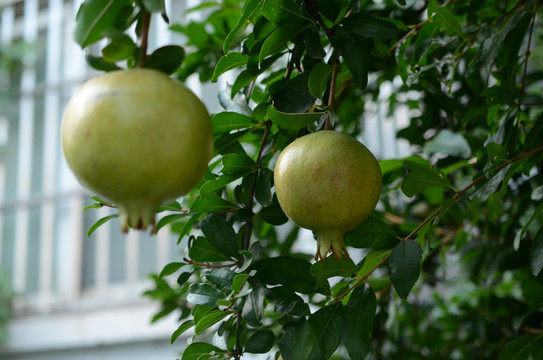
<box><xmin>0</xmin><ymin>4</ymin><xmax>15</xmax><ymax>273</ymax></box>
<box><xmin>13</xmin><ymin>0</ymin><xmax>39</xmax><ymax>295</ymax></box>
<box><xmin>38</xmin><ymin>0</ymin><xmax>64</xmax><ymax>310</ymax></box>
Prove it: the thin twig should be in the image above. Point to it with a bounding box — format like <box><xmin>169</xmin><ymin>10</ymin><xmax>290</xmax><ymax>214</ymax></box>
<box><xmin>139</xmin><ymin>12</ymin><xmax>151</xmax><ymax>67</ymax></box>
<box><xmin>183</xmin><ymin>258</ymin><xmax>240</xmax><ymax>269</ymax></box>
<box><xmin>389</xmin><ymin>19</ymin><xmax>428</xmax><ymax>52</ymax></box>
<box><xmin>324</xmin><ymin>53</ymin><xmax>340</xmax><ymax>130</ymax></box>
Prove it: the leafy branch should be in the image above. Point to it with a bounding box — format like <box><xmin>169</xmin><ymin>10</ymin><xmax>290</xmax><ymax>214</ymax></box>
<box><xmin>335</xmin><ymin>144</ymin><xmax>543</xmax><ymax>303</ymax></box>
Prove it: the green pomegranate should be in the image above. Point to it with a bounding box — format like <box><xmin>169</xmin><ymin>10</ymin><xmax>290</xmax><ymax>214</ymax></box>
<box><xmin>274</xmin><ymin>130</ymin><xmax>382</xmax><ymax>260</ymax></box>
<box><xmin>61</xmin><ymin>68</ymin><xmax>213</xmax><ymax>233</ymax></box>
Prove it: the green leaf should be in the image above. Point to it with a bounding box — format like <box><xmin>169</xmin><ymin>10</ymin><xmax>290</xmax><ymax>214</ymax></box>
<box><xmin>341</xmin><ymin>12</ymin><xmax>398</xmax><ymax>38</ymax></box>
<box><xmin>262</xmin><ymin>0</ymin><xmax>308</xmax><ymax>25</ymax></box>
<box><xmin>145</xmin><ymin>45</ymin><xmax>185</xmax><ymax>74</ymax></box>
<box><xmin>73</xmin><ymin>0</ymin><xmax>132</xmax><ymax>48</ymax></box>
<box><xmin>187</xmin><ymin>283</ymin><xmax>225</xmax><ymax>306</ymax></box>
<box><xmin>252</xmin><ymin>256</ymin><xmax>320</xmax><ymax>294</ymax></box>
<box><xmin>389</xmin><ymin>240</ymin><xmax>423</xmax><ymax>299</ymax></box>
<box><xmin>101</xmin><ymin>33</ymin><xmax>135</xmax><ymax>62</ymax></box>
<box><xmin>267</xmin><ymin>105</ymin><xmax>324</xmax><ymax>131</ymax></box>
<box><xmin>278</xmin><ymin>319</ymin><xmax>307</xmax><ymax>360</ymax></box>
<box><xmin>401</xmin><ymin>158</ymin><xmax>455</xmax><ymax>197</ymax></box>
<box><xmin>188</xmin><ymin>236</ymin><xmax>233</xmax><ymax>262</ymax></box>
<box><xmin>344</xmin><ymin>214</ymin><xmax>399</xmax><ymax>250</ymax></box>
<box><xmin>141</xmin><ymin>0</ymin><xmax>165</xmax><ymax>13</ymax></box>
<box><xmin>498</xmin><ymin>334</ymin><xmax>542</xmax><ymax>360</ymax></box>
<box><xmin>213</xmin><ymin>52</ymin><xmax>249</xmax><ymax>82</ymax></box>
<box><xmin>331</xmin><ymin>29</ymin><xmax>370</xmax><ymax>90</ymax></box>
<box><xmin>158</xmin><ymin>262</ymin><xmax>185</xmax><ymax>281</ymax></box>
<box><xmin>232</xmin><ymin>273</ymin><xmax>250</xmax><ymax>294</ymax></box>
<box><xmin>255</xmin><ymin>168</ymin><xmax>273</xmax><ymax>207</ymax></box>
<box><xmin>428</xmin><ymin>0</ymin><xmax>467</xmax><ymax>40</ymax></box>
<box><xmin>423</xmin><ymin>129</ymin><xmax>471</xmax><ymax>158</ymax></box>
<box><xmin>242</xmin><ymin>280</ymin><xmax>266</xmax><ymax>327</ymax></box>
<box><xmin>170</xmin><ymin>320</ymin><xmax>194</xmax><ymax>344</ymax></box>
<box><xmin>156</xmin><ymin>213</ymin><xmax>190</xmax><ymax>231</ymax></box>
<box><xmin>181</xmin><ymin>342</ymin><xmax>225</xmax><ymax>360</ymax></box>
<box><xmin>245</xmin><ymin>330</ymin><xmax>275</xmax><ymax>353</ymax></box>
<box><xmin>221</xmin><ymin>153</ymin><xmax>256</xmax><ymax>174</ymax></box>
<box><xmin>190</xmin><ymin>194</ymin><xmax>239</xmax><ymax>213</ymax></box>
<box><xmin>223</xmin><ymin>0</ymin><xmax>264</xmax><ymax>52</ymax></box>
<box><xmin>200</xmin><ymin>214</ymin><xmax>240</xmax><ymax>259</ymax></box>
<box><xmin>259</xmin><ymin>23</ymin><xmax>308</xmax><ymax>62</ymax></box>
<box><xmin>205</xmin><ymin>268</ymin><xmax>235</xmax><ymax>290</ymax></box>
<box><xmin>531</xmin><ymin>226</ymin><xmax>543</xmax><ymax>277</ymax></box>
<box><xmin>87</xmin><ymin>214</ymin><xmax>119</xmax><ymax>237</ymax></box>
<box><xmin>199</xmin><ymin>173</ymin><xmax>247</xmax><ymax>196</ymax></box>
<box><xmin>359</xmin><ymin>250</ymin><xmax>393</xmax><ymax>278</ymax></box>
<box><xmin>271</xmin><ymin>72</ymin><xmax>315</xmax><ymax>113</ymax></box>
<box><xmin>86</xmin><ymin>54</ymin><xmax>121</xmax><ymax>72</ymax></box>
<box><xmin>211</xmin><ymin>112</ymin><xmax>254</xmax><ymax>135</ymax></box>
<box><xmin>310</xmin><ymin>255</ymin><xmax>358</xmax><ymax>284</ymax></box>
<box><xmin>291</xmin><ymin>302</ymin><xmax>344</xmax><ymax>360</ymax></box>
<box><xmin>194</xmin><ymin>309</ymin><xmax>232</xmax><ymax>334</ymax></box>
<box><xmin>342</xmin><ymin>284</ymin><xmax>377</xmax><ymax>360</ymax></box>
<box><xmin>308</xmin><ymin>62</ymin><xmax>333</xmax><ymax>99</ymax></box>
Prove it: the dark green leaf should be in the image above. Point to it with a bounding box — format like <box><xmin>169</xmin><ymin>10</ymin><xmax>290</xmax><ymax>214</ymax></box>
<box><xmin>271</xmin><ymin>72</ymin><xmax>316</xmax><ymax>113</ymax></box>
<box><xmin>242</xmin><ymin>280</ymin><xmax>266</xmax><ymax>327</ymax></box>
<box><xmin>344</xmin><ymin>214</ymin><xmax>399</xmax><ymax>250</ymax></box>
<box><xmin>188</xmin><ymin>236</ymin><xmax>233</xmax><ymax>262</ymax></box>
<box><xmin>389</xmin><ymin>240</ymin><xmax>423</xmax><ymax>299</ymax></box>
<box><xmin>245</xmin><ymin>330</ymin><xmax>275</xmax><ymax>353</ymax></box>
<box><xmin>221</xmin><ymin>153</ymin><xmax>256</xmax><ymax>174</ymax></box>
<box><xmin>199</xmin><ymin>173</ymin><xmax>247</xmax><ymax>196</ymax></box>
<box><xmin>260</xmin><ymin>23</ymin><xmax>308</xmax><ymax>62</ymax></box>
<box><xmin>498</xmin><ymin>334</ymin><xmax>541</xmax><ymax>360</ymax></box>
<box><xmin>86</xmin><ymin>54</ymin><xmax>121</xmax><ymax>72</ymax></box>
<box><xmin>87</xmin><ymin>214</ymin><xmax>119</xmax><ymax>237</ymax></box>
<box><xmin>342</xmin><ymin>284</ymin><xmax>377</xmax><ymax>360</ymax></box>
<box><xmin>145</xmin><ymin>45</ymin><xmax>185</xmax><ymax>74</ymax></box>
<box><xmin>187</xmin><ymin>283</ymin><xmax>225</xmax><ymax>306</ymax></box>
<box><xmin>255</xmin><ymin>167</ymin><xmax>273</xmax><ymax>207</ymax></box>
<box><xmin>200</xmin><ymin>213</ymin><xmax>240</xmax><ymax>259</ymax></box>
<box><xmin>267</xmin><ymin>105</ymin><xmax>324</xmax><ymax>131</ymax></box>
<box><xmin>194</xmin><ymin>309</ymin><xmax>232</xmax><ymax>334</ymax></box>
<box><xmin>331</xmin><ymin>30</ymin><xmax>370</xmax><ymax>90</ymax></box>
<box><xmin>232</xmin><ymin>273</ymin><xmax>250</xmax><ymax>294</ymax></box>
<box><xmin>205</xmin><ymin>268</ymin><xmax>235</xmax><ymax>290</ymax></box>
<box><xmin>341</xmin><ymin>12</ymin><xmax>398</xmax><ymax>38</ymax></box>
<box><xmin>428</xmin><ymin>0</ymin><xmax>466</xmax><ymax>40</ymax></box>
<box><xmin>310</xmin><ymin>255</ymin><xmax>358</xmax><ymax>284</ymax></box>
<box><xmin>171</xmin><ymin>320</ymin><xmax>194</xmax><ymax>344</ymax></box>
<box><xmin>252</xmin><ymin>256</ymin><xmax>320</xmax><ymax>294</ymax></box>
<box><xmin>258</xmin><ymin>201</ymin><xmax>289</xmax><ymax>225</ymax></box>
<box><xmin>74</xmin><ymin>0</ymin><xmax>132</xmax><ymax>48</ymax></box>
<box><xmin>531</xmin><ymin>226</ymin><xmax>543</xmax><ymax>277</ymax></box>
<box><xmin>401</xmin><ymin>158</ymin><xmax>455</xmax><ymax>197</ymax></box>
<box><xmin>291</xmin><ymin>302</ymin><xmax>344</xmax><ymax>360</ymax></box>
<box><xmin>211</xmin><ymin>112</ymin><xmax>254</xmax><ymax>135</ymax></box>
<box><xmin>262</xmin><ymin>0</ymin><xmax>308</xmax><ymax>25</ymax></box>
<box><xmin>190</xmin><ymin>194</ymin><xmax>239</xmax><ymax>213</ymax></box>
<box><xmin>181</xmin><ymin>342</ymin><xmax>225</xmax><ymax>360</ymax></box>
<box><xmin>278</xmin><ymin>319</ymin><xmax>307</xmax><ymax>360</ymax></box>
<box><xmin>213</xmin><ymin>52</ymin><xmax>249</xmax><ymax>82</ymax></box>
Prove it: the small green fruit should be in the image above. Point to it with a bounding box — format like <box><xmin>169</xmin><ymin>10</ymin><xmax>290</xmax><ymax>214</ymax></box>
<box><xmin>61</xmin><ymin>68</ymin><xmax>213</xmax><ymax>232</ymax></box>
<box><xmin>273</xmin><ymin>130</ymin><xmax>382</xmax><ymax>260</ymax></box>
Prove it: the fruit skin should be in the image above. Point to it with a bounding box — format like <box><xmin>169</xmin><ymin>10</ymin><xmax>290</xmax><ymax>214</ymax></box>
<box><xmin>273</xmin><ymin>130</ymin><xmax>382</xmax><ymax>260</ymax></box>
<box><xmin>61</xmin><ymin>68</ymin><xmax>213</xmax><ymax>232</ymax></box>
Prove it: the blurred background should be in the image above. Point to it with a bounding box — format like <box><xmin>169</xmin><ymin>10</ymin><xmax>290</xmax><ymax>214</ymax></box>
<box><xmin>0</xmin><ymin>0</ymin><xmax>406</xmax><ymax>359</ymax></box>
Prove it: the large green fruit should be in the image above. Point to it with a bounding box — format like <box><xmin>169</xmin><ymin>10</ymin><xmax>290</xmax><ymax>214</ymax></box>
<box><xmin>61</xmin><ymin>68</ymin><xmax>213</xmax><ymax>233</ymax></box>
<box><xmin>274</xmin><ymin>130</ymin><xmax>382</xmax><ymax>260</ymax></box>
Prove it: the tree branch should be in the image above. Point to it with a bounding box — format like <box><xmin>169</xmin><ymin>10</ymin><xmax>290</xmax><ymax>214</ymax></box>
<box><xmin>139</xmin><ymin>11</ymin><xmax>151</xmax><ymax>67</ymax></box>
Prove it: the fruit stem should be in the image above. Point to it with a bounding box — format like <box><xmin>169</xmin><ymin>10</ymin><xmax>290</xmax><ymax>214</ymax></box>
<box><xmin>314</xmin><ymin>229</ymin><xmax>350</xmax><ymax>261</ymax></box>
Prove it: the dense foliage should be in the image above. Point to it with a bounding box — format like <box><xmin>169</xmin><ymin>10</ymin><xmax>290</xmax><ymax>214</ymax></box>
<box><xmin>73</xmin><ymin>0</ymin><xmax>543</xmax><ymax>359</ymax></box>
